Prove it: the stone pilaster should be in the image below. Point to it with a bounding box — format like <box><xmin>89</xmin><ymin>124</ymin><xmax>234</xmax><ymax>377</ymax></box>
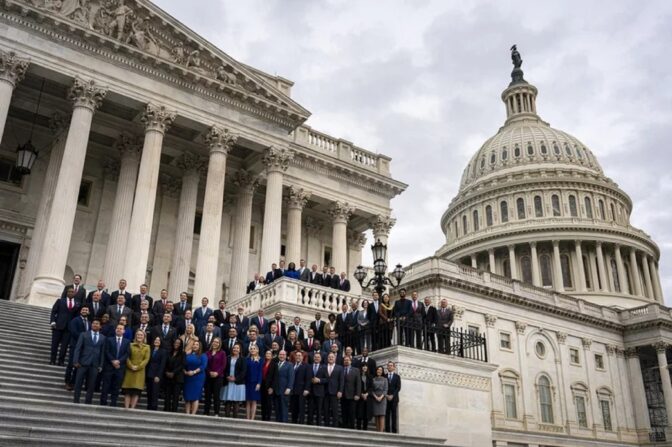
<box><xmin>229</xmin><ymin>169</ymin><xmax>259</xmax><ymax>301</ymax></box>
<box><xmin>285</xmin><ymin>186</ymin><xmax>310</xmax><ymax>265</ymax></box>
<box><xmin>28</xmin><ymin>77</ymin><xmax>107</xmax><ymax>306</ymax></box>
<box><xmin>655</xmin><ymin>342</ymin><xmax>672</xmax><ymax>429</ymax></box>
<box><xmin>258</xmin><ymin>147</ymin><xmax>293</xmax><ymax>273</ymax></box>
<box><xmin>347</xmin><ymin>229</ymin><xmax>367</xmax><ymax>295</ymax></box>
<box><xmin>124</xmin><ymin>103</ymin><xmax>176</xmax><ymax>292</ymax></box>
<box><xmin>0</xmin><ymin>50</ymin><xmax>29</xmax><ymax>145</ymax></box>
<box><xmin>625</xmin><ymin>347</ymin><xmax>652</xmax><ymax>438</ymax></box>
<box><xmin>193</xmin><ymin>126</ymin><xmax>237</xmax><ymax>303</ymax></box>
<box><xmin>329</xmin><ymin>201</ymin><xmax>354</xmax><ymax>274</ymax></box>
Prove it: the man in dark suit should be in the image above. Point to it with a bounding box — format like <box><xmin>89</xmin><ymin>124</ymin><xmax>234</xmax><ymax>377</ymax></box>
<box><xmin>213</xmin><ymin>299</ymin><xmax>229</xmax><ymax>330</ymax></box>
<box><xmin>306</xmin><ymin>351</ymin><xmax>326</xmax><ymax>425</ymax></box>
<box><xmin>173</xmin><ymin>291</ymin><xmax>191</xmax><ymax>318</ymax></box>
<box><xmin>50</xmin><ymin>286</ymin><xmax>81</xmax><ymax>365</ymax></box>
<box><xmin>337</xmin><ymin>272</ymin><xmax>351</xmax><ymax>292</ymax></box>
<box><xmin>307</xmin><ymin>341</ymin><xmax>322</xmax><ymax>365</ymax></box>
<box><xmin>385</xmin><ymin>361</ymin><xmax>402</xmax><ymax>433</ymax></box>
<box><xmin>72</xmin><ymin>319</ymin><xmax>105</xmax><ymax>404</ymax></box>
<box><xmin>221</xmin><ymin>314</ymin><xmax>241</xmax><ymax>338</ymax></box>
<box><xmin>321</xmin><ymin>331</ymin><xmax>341</xmax><ymax>357</ymax></box>
<box><xmin>409</xmin><ymin>291</ymin><xmax>425</xmax><ymax>349</ymax></box>
<box><xmin>273</xmin><ymin>350</ymin><xmax>295</xmax><ymax>423</ymax></box>
<box><xmin>85</xmin><ymin>280</ymin><xmax>110</xmax><ymax>307</ymax></box>
<box><xmin>304</xmin><ymin>328</ymin><xmax>319</xmax><ymax>352</ymax></box>
<box><xmin>65</xmin><ymin>306</ymin><xmax>90</xmax><ymax>389</ymax></box>
<box><xmin>61</xmin><ymin>274</ymin><xmax>86</xmax><ymax>304</ymax></box>
<box><xmin>199</xmin><ymin>321</ymin><xmax>219</xmax><ymax>352</ymax></box>
<box><xmin>134</xmin><ymin>313</ymin><xmax>152</xmax><ymax>339</ymax></box>
<box><xmin>132</xmin><ymin>299</ymin><xmax>154</xmax><ymax>328</ymax></box>
<box><xmin>234</xmin><ymin>306</ymin><xmax>249</xmax><ymax>333</ymax></box>
<box><xmin>242</xmin><ymin>328</ymin><xmax>265</xmax><ymax>356</ymax></box>
<box><xmin>290</xmin><ymin>351</ymin><xmax>309</xmax><ymax>424</ymax></box>
<box><xmin>222</xmin><ymin>327</ymin><xmax>240</xmax><ymax>356</ymax></box>
<box><xmin>272</xmin><ymin>312</ymin><xmax>287</xmax><ymax>339</ymax></box>
<box><xmin>353</xmin><ymin>347</ymin><xmax>376</xmax><ymax>372</ymax></box>
<box><xmin>328</xmin><ymin>266</ymin><xmax>340</xmax><ymax>289</ymax></box>
<box><xmin>250</xmin><ymin>308</ymin><xmax>269</xmax><ymax>335</ymax></box>
<box><xmin>324</xmin><ymin>352</ymin><xmax>344</xmax><ymax>427</ymax></box>
<box><xmin>297</xmin><ymin>259</ymin><xmax>310</xmax><ymax>282</ymax></box>
<box><xmin>246</xmin><ymin>273</ymin><xmax>262</xmax><ymax>294</ymax></box>
<box><xmin>130</xmin><ymin>284</ymin><xmax>153</xmax><ymax>313</ymax></box>
<box><xmin>192</xmin><ymin>297</ymin><xmax>213</xmax><ymax>332</ymax></box>
<box><xmin>150</xmin><ymin>313</ymin><xmax>177</xmax><ymax>350</ymax></box>
<box><xmin>109</xmin><ymin>279</ymin><xmax>132</xmax><ymax>307</ymax></box>
<box><xmin>100</xmin><ymin>324</ymin><xmax>130</xmax><ymax>407</ymax></box>
<box><xmin>308</xmin><ymin>264</ymin><xmax>322</xmax><ymax>285</ymax></box>
<box><xmin>335</xmin><ymin>303</ymin><xmax>350</xmax><ymax>339</ymax></box>
<box><xmin>423</xmin><ymin>296</ymin><xmax>438</xmax><ymax>352</ymax></box>
<box><xmin>436</xmin><ymin>298</ymin><xmax>454</xmax><ymax>354</ymax></box>
<box><xmin>309</xmin><ymin>312</ymin><xmax>325</xmax><ymax>342</ymax></box>
<box><xmin>393</xmin><ymin>288</ymin><xmax>411</xmax><ymax>346</ymax></box>
<box><xmin>86</xmin><ymin>290</ymin><xmax>107</xmax><ymax>322</ymax></box>
<box><xmin>288</xmin><ymin>316</ymin><xmax>305</xmax><ymax>341</ymax></box>
<box><xmin>265</xmin><ymin>262</ymin><xmax>283</xmax><ymax>284</ymax></box>
<box><xmin>151</xmin><ymin>289</ymin><xmax>170</xmax><ymax>321</ymax></box>
<box><xmin>106</xmin><ymin>294</ymin><xmax>132</xmax><ymax>327</ymax></box>
<box><xmin>175</xmin><ymin>309</ymin><xmax>194</xmax><ymax>336</ymax></box>
<box><xmin>263</xmin><ymin>323</ymin><xmax>284</xmax><ymax>351</ymax></box>
<box><xmin>341</xmin><ymin>356</ymin><xmax>361</xmax><ymax>429</ymax></box>
<box><xmin>320</xmin><ymin>265</ymin><xmax>331</xmax><ymax>287</ymax></box>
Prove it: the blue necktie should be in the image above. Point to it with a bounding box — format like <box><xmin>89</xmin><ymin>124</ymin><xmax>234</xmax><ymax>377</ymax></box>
<box><xmin>116</xmin><ymin>338</ymin><xmax>121</xmax><ymax>356</ymax></box>
<box><xmin>93</xmin><ymin>333</ymin><xmax>98</xmax><ymax>344</ymax></box>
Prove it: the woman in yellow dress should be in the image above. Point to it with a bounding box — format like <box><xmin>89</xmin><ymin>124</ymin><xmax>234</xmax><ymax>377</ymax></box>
<box><xmin>121</xmin><ymin>329</ymin><xmax>150</xmax><ymax>409</ymax></box>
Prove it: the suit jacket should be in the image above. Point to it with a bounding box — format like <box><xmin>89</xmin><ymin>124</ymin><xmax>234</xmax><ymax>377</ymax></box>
<box><xmin>106</xmin><ymin>304</ymin><xmax>132</xmax><ymax>326</ymax></box>
<box><xmin>222</xmin><ymin>337</ymin><xmax>241</xmax><ymax>356</ymax></box>
<box><xmin>263</xmin><ymin>334</ymin><xmax>284</xmax><ymax>351</ymax></box>
<box><xmin>199</xmin><ymin>330</ymin><xmax>221</xmax><ymax>352</ymax></box>
<box><xmin>173</xmin><ymin>300</ymin><xmax>192</xmax><ymax>318</ymax></box>
<box><xmin>146</xmin><ymin>348</ymin><xmax>167</xmax><ymax>380</ymax></box>
<box><xmin>221</xmin><ymin>323</ymin><xmax>241</xmax><ymax>338</ymax></box>
<box><xmin>436</xmin><ymin>307</ymin><xmax>454</xmax><ymax>329</ymax></box>
<box><xmin>261</xmin><ymin>360</ymin><xmax>277</xmax><ymax>390</ymax></box>
<box><xmin>247</xmin><ymin>280</ymin><xmax>261</xmax><ymax>294</ymax></box>
<box><xmin>68</xmin><ymin>316</ymin><xmax>90</xmax><ymax>346</ymax></box>
<box><xmin>309</xmin><ymin>272</ymin><xmax>323</xmax><ymax>285</ymax></box>
<box><xmin>86</xmin><ymin>302</ymin><xmax>106</xmax><ymax>322</ymax></box>
<box><xmin>329</xmin><ymin>275</ymin><xmax>340</xmax><ymax>289</ymax></box>
<box><xmin>338</xmin><ymin>279</ymin><xmax>351</xmax><ymax>292</ymax></box>
<box><xmin>132</xmin><ymin>310</ymin><xmax>155</xmax><ymax>328</ymax></box>
<box><xmin>291</xmin><ymin>363</ymin><xmax>309</xmax><ymax>394</ymax></box>
<box><xmin>387</xmin><ymin>372</ymin><xmax>402</xmax><ymax>402</ymax></box>
<box><xmin>133</xmin><ymin>323</ymin><xmax>152</xmax><ymax>340</ymax></box>
<box><xmin>236</xmin><ymin>315</ymin><xmax>250</xmax><ymax>333</ymax></box>
<box><xmin>408</xmin><ymin>300</ymin><xmax>425</xmax><ymax>325</ymax></box>
<box><xmin>272</xmin><ymin>320</ymin><xmax>287</xmax><ymax>339</ymax></box>
<box><xmin>303</xmin><ymin>337</ymin><xmax>319</xmax><ymax>352</ymax></box>
<box><xmin>265</xmin><ymin>268</ymin><xmax>283</xmax><ymax>284</ymax></box>
<box><xmin>61</xmin><ymin>284</ymin><xmax>86</xmax><ymax>304</ymax></box>
<box><xmin>250</xmin><ymin>316</ymin><xmax>270</xmax><ymax>334</ymax></box>
<box><xmin>322</xmin><ymin>274</ymin><xmax>333</xmax><ymax>288</ymax></box>
<box><xmin>199</xmin><ymin>326</ymin><xmax>222</xmax><ymax>340</ymax></box>
<box><xmin>213</xmin><ymin>309</ymin><xmax>230</xmax><ymax>328</ymax></box>
<box><xmin>342</xmin><ymin>366</ymin><xmax>361</xmax><ymax>399</ymax></box>
<box><xmin>85</xmin><ymin>289</ymin><xmax>111</xmax><ymax>308</ymax></box>
<box><xmin>335</xmin><ymin>313</ymin><xmax>350</xmax><ymax>336</ymax></box>
<box><xmin>193</xmin><ymin>307</ymin><xmax>213</xmax><ymax>330</ymax></box>
<box><xmin>325</xmin><ymin>364</ymin><xmax>344</xmax><ymax>395</ymax></box>
<box><xmin>309</xmin><ymin>320</ymin><xmax>325</xmax><ymax>342</ymax></box>
<box><xmin>242</xmin><ymin>339</ymin><xmax>266</xmax><ymax>357</ymax></box>
<box><xmin>151</xmin><ymin>299</ymin><xmax>170</xmax><ymax>320</ymax></box>
<box><xmin>149</xmin><ymin>324</ymin><xmax>177</xmax><ymax>350</ymax></box>
<box><xmin>287</xmin><ymin>325</ymin><xmax>305</xmax><ymax>341</ymax></box>
<box><xmin>306</xmin><ymin>362</ymin><xmax>327</xmax><ymax>396</ymax></box>
<box><xmin>298</xmin><ymin>267</ymin><xmax>311</xmax><ymax>282</ymax></box>
<box><xmin>393</xmin><ymin>298</ymin><xmax>411</xmax><ymax>319</ymax></box>
<box><xmin>109</xmin><ymin>290</ymin><xmax>132</xmax><ymax>307</ymax></box>
<box><xmin>425</xmin><ymin>305</ymin><xmax>438</xmax><ymax>327</ymax></box>
<box><xmin>321</xmin><ymin>339</ymin><xmax>342</xmax><ymax>356</ymax></box>
<box><xmin>50</xmin><ymin>297</ymin><xmax>81</xmax><ymax>330</ymax></box>
<box><xmin>73</xmin><ymin>331</ymin><xmax>105</xmax><ymax>368</ymax></box>
<box><xmin>165</xmin><ymin>351</ymin><xmax>185</xmax><ymax>383</ymax></box>
<box><xmin>130</xmin><ymin>294</ymin><xmax>153</xmax><ymax>313</ymax></box>
<box><xmin>369</xmin><ymin>300</ymin><xmax>381</xmax><ymax>325</ymax></box>
<box><xmin>274</xmin><ymin>360</ymin><xmax>295</xmax><ymax>395</ymax></box>
<box><xmin>175</xmin><ymin>318</ymin><xmax>195</xmax><ymax>336</ymax></box>
<box><xmin>103</xmin><ymin>334</ymin><xmax>131</xmax><ymax>371</ymax></box>
<box><xmin>353</xmin><ymin>356</ymin><xmax>376</xmax><ymax>373</ymax></box>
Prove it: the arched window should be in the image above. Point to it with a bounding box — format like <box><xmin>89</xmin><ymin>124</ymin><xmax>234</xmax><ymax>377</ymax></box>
<box><xmin>514</xmin><ymin>145</ymin><xmax>521</xmax><ymax>158</ymax></box>
<box><xmin>502</xmin><ymin>147</ymin><xmax>508</xmax><ymax>161</ymax></box>
<box><xmin>534</xmin><ymin>195</ymin><xmax>543</xmax><ymax>217</ymax></box>
<box><xmin>585</xmin><ymin>197</ymin><xmax>593</xmax><ymax>219</ymax></box>
<box><xmin>503</xmin><ymin>259</ymin><xmax>511</xmax><ymax>278</ymax></box>
<box><xmin>569</xmin><ymin>195</ymin><xmax>578</xmax><ymax>217</ymax></box>
<box><xmin>610</xmin><ymin>203</ymin><xmax>616</xmax><ymax>222</ymax></box>
<box><xmin>521</xmin><ymin>256</ymin><xmax>533</xmax><ymax>283</ymax></box>
<box><xmin>624</xmin><ymin>263</ymin><xmax>632</xmax><ymax>295</ymax></box>
<box><xmin>575</xmin><ymin>145</ymin><xmax>583</xmax><ymax>159</ymax></box>
<box><xmin>551</xmin><ymin>195</ymin><xmax>561</xmax><ymax>216</ymax></box>
<box><xmin>564</xmin><ymin>143</ymin><xmax>572</xmax><ymax>156</ymax></box>
<box><xmin>490</xmin><ymin>152</ymin><xmax>496</xmax><ymax>164</ymax></box>
<box><xmin>486</xmin><ymin>205</ymin><xmax>493</xmax><ymax>227</ymax></box>
<box><xmin>473</xmin><ymin>210</ymin><xmax>479</xmax><ymax>232</ymax></box>
<box><xmin>540</xmin><ymin>143</ymin><xmax>548</xmax><ymax>155</ymax></box>
<box><xmin>582</xmin><ymin>255</ymin><xmax>592</xmax><ymax>289</ymax></box>
<box><xmin>610</xmin><ymin>258</ymin><xmax>621</xmax><ymax>292</ymax></box>
<box><xmin>561</xmin><ymin>254</ymin><xmax>573</xmax><ymax>288</ymax></box>
<box><xmin>538</xmin><ymin>376</ymin><xmax>554</xmax><ymax>423</ymax></box>
<box><xmin>527</xmin><ymin>143</ymin><xmax>534</xmax><ymax>156</ymax></box>
<box><xmin>462</xmin><ymin>215</ymin><xmax>468</xmax><ymax>235</ymax></box>
<box><xmin>480</xmin><ymin>157</ymin><xmax>485</xmax><ymax>169</ymax></box>
<box><xmin>553</xmin><ymin>143</ymin><xmax>561</xmax><ymax>155</ymax></box>
<box><xmin>599</xmin><ymin>200</ymin><xmax>606</xmax><ymax>220</ymax></box>
<box><xmin>540</xmin><ymin>254</ymin><xmax>553</xmax><ymax>287</ymax></box>
<box><xmin>517</xmin><ymin>198</ymin><xmax>526</xmax><ymax>219</ymax></box>
<box><xmin>500</xmin><ymin>201</ymin><xmax>509</xmax><ymax>223</ymax></box>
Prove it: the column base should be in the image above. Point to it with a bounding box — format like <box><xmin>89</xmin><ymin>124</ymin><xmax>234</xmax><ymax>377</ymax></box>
<box><xmin>26</xmin><ymin>275</ymin><xmax>65</xmax><ymax>308</ymax></box>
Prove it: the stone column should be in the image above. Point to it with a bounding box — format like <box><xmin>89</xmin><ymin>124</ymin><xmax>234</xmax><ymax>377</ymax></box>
<box><xmin>625</xmin><ymin>348</ymin><xmax>652</xmax><ymax>438</ymax></box>
<box><xmin>655</xmin><ymin>343</ymin><xmax>672</xmax><ymax>427</ymax></box>
<box><xmin>629</xmin><ymin>249</ymin><xmax>644</xmax><ymax>297</ymax></box>
<box><xmin>259</xmin><ymin>147</ymin><xmax>293</xmax><ymax>273</ymax></box>
<box><xmin>530</xmin><ymin>242</ymin><xmax>541</xmax><ymax>287</ymax></box>
<box><xmin>595</xmin><ymin>242</ymin><xmax>608</xmax><ymax>292</ymax></box>
<box><xmin>19</xmin><ymin>114</ymin><xmax>69</xmax><ymax>300</ymax></box>
<box><xmin>470</xmin><ymin>254</ymin><xmax>478</xmax><ymax>269</ymax></box>
<box><xmin>0</xmin><ymin>50</ymin><xmax>29</xmax><ymax>145</ymax></box>
<box><xmin>552</xmin><ymin>240</ymin><xmax>564</xmax><ymax>292</ymax></box>
<box><xmin>304</xmin><ymin>217</ymin><xmax>324</xmax><ymax>267</ymax></box>
<box><xmin>27</xmin><ymin>78</ymin><xmax>107</xmax><ymax>305</ymax></box>
<box><xmin>371</xmin><ymin>214</ymin><xmax>396</xmax><ymax>269</ymax></box>
<box><xmin>285</xmin><ymin>186</ymin><xmax>310</xmax><ymax>265</ymax></box>
<box><xmin>641</xmin><ymin>254</ymin><xmax>655</xmax><ymax>299</ymax></box>
<box><xmin>348</xmin><ymin>230</ymin><xmax>367</xmax><ymax>295</ymax></box>
<box><xmin>149</xmin><ymin>174</ymin><xmax>180</xmax><ymax>295</ymax></box>
<box><xmin>124</xmin><ymin>104</ymin><xmax>176</xmax><ymax>292</ymax></box>
<box><xmin>191</xmin><ymin>127</ymin><xmax>236</xmax><ymax>302</ymax></box>
<box><xmin>507</xmin><ymin>244</ymin><xmax>518</xmax><ymax>280</ymax></box>
<box><xmin>614</xmin><ymin>245</ymin><xmax>628</xmax><ymax>294</ymax></box>
<box><xmin>101</xmin><ymin>134</ymin><xmax>142</xmax><ymax>286</ymax></box>
<box><xmin>574</xmin><ymin>240</ymin><xmax>586</xmax><ymax>292</ymax></box>
<box><xmin>228</xmin><ymin>169</ymin><xmax>259</xmax><ymax>301</ymax></box>
<box><xmin>166</xmin><ymin>153</ymin><xmax>203</xmax><ymax>298</ymax></box>
<box><xmin>329</xmin><ymin>202</ymin><xmax>354</xmax><ymax>274</ymax></box>
<box><xmin>488</xmin><ymin>249</ymin><xmax>496</xmax><ymax>274</ymax></box>
<box><xmin>650</xmin><ymin>258</ymin><xmax>664</xmax><ymax>303</ymax></box>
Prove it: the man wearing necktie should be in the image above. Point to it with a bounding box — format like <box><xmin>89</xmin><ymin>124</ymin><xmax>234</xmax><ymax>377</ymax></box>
<box><xmin>436</xmin><ymin>298</ymin><xmax>454</xmax><ymax>354</ymax></box>
<box><xmin>101</xmin><ymin>324</ymin><xmax>130</xmax><ymax>407</ymax></box>
<box><xmin>50</xmin><ymin>286</ymin><xmax>80</xmax><ymax>366</ymax></box>
<box><xmin>307</xmin><ymin>352</ymin><xmax>326</xmax><ymax>425</ymax></box>
<box><xmin>290</xmin><ymin>351</ymin><xmax>309</xmax><ymax>424</ymax></box>
<box><xmin>273</xmin><ymin>350</ymin><xmax>295</xmax><ymax>423</ymax></box>
<box><xmin>72</xmin><ymin>320</ymin><xmax>106</xmax><ymax>404</ymax></box>
<box><xmin>61</xmin><ymin>274</ymin><xmax>86</xmax><ymax>304</ymax></box>
<box><xmin>131</xmin><ymin>284</ymin><xmax>153</xmax><ymax>313</ymax></box>
<box><xmin>385</xmin><ymin>361</ymin><xmax>402</xmax><ymax>433</ymax></box>
<box><xmin>150</xmin><ymin>313</ymin><xmax>176</xmax><ymax>350</ymax></box>
<box><xmin>409</xmin><ymin>291</ymin><xmax>425</xmax><ymax>349</ymax></box>
<box><xmin>324</xmin><ymin>352</ymin><xmax>344</xmax><ymax>427</ymax></box>
<box><xmin>65</xmin><ymin>306</ymin><xmax>91</xmax><ymax>390</ymax></box>
<box><xmin>341</xmin><ymin>356</ymin><xmax>361</xmax><ymax>429</ymax></box>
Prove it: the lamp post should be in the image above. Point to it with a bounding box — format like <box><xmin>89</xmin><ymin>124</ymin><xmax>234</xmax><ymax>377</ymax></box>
<box><xmin>354</xmin><ymin>239</ymin><xmax>405</xmax><ymax>296</ymax></box>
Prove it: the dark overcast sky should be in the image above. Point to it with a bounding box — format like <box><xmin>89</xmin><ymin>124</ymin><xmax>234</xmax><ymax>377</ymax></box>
<box><xmin>154</xmin><ymin>0</ymin><xmax>672</xmax><ymax>304</ymax></box>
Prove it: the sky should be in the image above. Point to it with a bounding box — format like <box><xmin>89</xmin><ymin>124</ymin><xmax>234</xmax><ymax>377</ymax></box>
<box><xmin>154</xmin><ymin>0</ymin><xmax>672</xmax><ymax>303</ymax></box>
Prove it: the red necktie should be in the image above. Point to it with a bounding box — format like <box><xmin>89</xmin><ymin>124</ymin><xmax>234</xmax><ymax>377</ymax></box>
<box><xmin>68</xmin><ymin>299</ymin><xmax>73</xmax><ymax>310</ymax></box>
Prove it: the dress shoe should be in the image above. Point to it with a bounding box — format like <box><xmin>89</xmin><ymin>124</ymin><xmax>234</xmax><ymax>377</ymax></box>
<box><xmin>65</xmin><ymin>384</ymin><xmax>73</xmax><ymax>391</ymax></box>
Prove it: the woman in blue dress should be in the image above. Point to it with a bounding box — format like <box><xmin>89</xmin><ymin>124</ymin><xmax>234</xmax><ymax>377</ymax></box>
<box><xmin>245</xmin><ymin>344</ymin><xmax>263</xmax><ymax>420</ymax></box>
<box><xmin>284</xmin><ymin>262</ymin><xmax>300</xmax><ymax>280</ymax></box>
<box><xmin>221</xmin><ymin>343</ymin><xmax>247</xmax><ymax>418</ymax></box>
<box><xmin>183</xmin><ymin>340</ymin><xmax>207</xmax><ymax>415</ymax></box>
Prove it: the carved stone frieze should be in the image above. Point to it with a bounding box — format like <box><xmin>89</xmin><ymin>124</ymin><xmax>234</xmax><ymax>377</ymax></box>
<box><xmin>396</xmin><ymin>363</ymin><xmax>491</xmax><ymax>391</ymax></box>
<box><xmin>556</xmin><ymin>331</ymin><xmax>567</xmax><ymax>344</ymax></box>
<box><xmin>581</xmin><ymin>337</ymin><xmax>592</xmax><ymax>350</ymax></box>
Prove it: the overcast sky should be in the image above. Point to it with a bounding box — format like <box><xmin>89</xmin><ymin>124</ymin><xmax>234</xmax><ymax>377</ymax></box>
<box><xmin>154</xmin><ymin>0</ymin><xmax>672</xmax><ymax>304</ymax></box>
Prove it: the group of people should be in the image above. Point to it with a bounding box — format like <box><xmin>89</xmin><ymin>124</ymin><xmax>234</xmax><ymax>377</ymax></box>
<box><xmin>247</xmin><ymin>259</ymin><xmax>352</xmax><ymax>292</ymax></box>
<box><xmin>50</xmin><ymin>274</ymin><xmax>457</xmax><ymax>433</ymax></box>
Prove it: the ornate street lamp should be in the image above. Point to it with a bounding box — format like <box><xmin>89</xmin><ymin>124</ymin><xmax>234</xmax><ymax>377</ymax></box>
<box><xmin>354</xmin><ymin>239</ymin><xmax>405</xmax><ymax>297</ymax></box>
<box><xmin>14</xmin><ymin>79</ymin><xmax>45</xmax><ymax>176</ymax></box>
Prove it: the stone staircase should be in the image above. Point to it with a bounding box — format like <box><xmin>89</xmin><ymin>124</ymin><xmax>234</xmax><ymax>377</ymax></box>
<box><xmin>0</xmin><ymin>299</ymin><xmax>447</xmax><ymax>446</ymax></box>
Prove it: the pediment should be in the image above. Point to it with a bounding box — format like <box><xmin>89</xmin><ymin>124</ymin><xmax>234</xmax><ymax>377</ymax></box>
<box><xmin>8</xmin><ymin>0</ymin><xmax>310</xmax><ymax>129</ymax></box>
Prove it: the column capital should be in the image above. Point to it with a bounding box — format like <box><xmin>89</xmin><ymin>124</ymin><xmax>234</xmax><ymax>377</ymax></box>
<box><xmin>552</xmin><ymin>239</ymin><xmax>560</xmax><ymax>248</ymax></box>
<box><xmin>485</xmin><ymin>314</ymin><xmax>498</xmax><ymax>328</ymax></box>
<box><xmin>515</xmin><ymin>321</ymin><xmax>527</xmax><ymax>334</ymax></box>
<box><xmin>304</xmin><ymin>216</ymin><xmax>324</xmax><ymax>237</ymax></box>
<box><xmin>160</xmin><ymin>173</ymin><xmax>181</xmax><ymax>198</ymax></box>
<box><xmin>574</xmin><ymin>240</ymin><xmax>582</xmax><ymax>246</ymax></box>
<box><xmin>581</xmin><ymin>337</ymin><xmax>592</xmax><ymax>350</ymax></box>
<box><xmin>262</xmin><ymin>146</ymin><xmax>293</xmax><ymax>173</ymax></box>
<box><xmin>371</xmin><ymin>214</ymin><xmax>396</xmax><ymax>237</ymax></box>
<box><xmin>205</xmin><ymin>125</ymin><xmax>237</xmax><ymax>155</ymax></box>
<box><xmin>286</xmin><ymin>186</ymin><xmax>310</xmax><ymax>210</ymax></box>
<box><xmin>69</xmin><ymin>77</ymin><xmax>107</xmax><ymax>111</ymax></box>
<box><xmin>556</xmin><ymin>331</ymin><xmax>567</xmax><ymax>344</ymax></box>
<box><xmin>48</xmin><ymin>112</ymin><xmax>71</xmax><ymax>135</ymax></box>
<box><xmin>488</xmin><ymin>248</ymin><xmax>495</xmax><ymax>255</ymax></box>
<box><xmin>653</xmin><ymin>341</ymin><xmax>669</xmax><ymax>354</ymax></box>
<box><xmin>624</xmin><ymin>347</ymin><xmax>639</xmax><ymax>358</ymax></box>
<box><xmin>347</xmin><ymin>229</ymin><xmax>367</xmax><ymax>250</ymax></box>
<box><xmin>507</xmin><ymin>244</ymin><xmax>516</xmax><ymax>251</ymax></box>
<box><xmin>605</xmin><ymin>344</ymin><xmax>617</xmax><ymax>356</ymax></box>
<box><xmin>175</xmin><ymin>152</ymin><xmax>206</xmax><ymax>176</ymax></box>
<box><xmin>613</xmin><ymin>243</ymin><xmax>621</xmax><ymax>251</ymax></box>
<box><xmin>233</xmin><ymin>169</ymin><xmax>260</xmax><ymax>194</ymax></box>
<box><xmin>596</xmin><ymin>241</ymin><xmax>603</xmax><ymax>248</ymax></box>
<box><xmin>329</xmin><ymin>201</ymin><xmax>354</xmax><ymax>224</ymax></box>
<box><xmin>141</xmin><ymin>103</ymin><xmax>176</xmax><ymax>134</ymax></box>
<box><xmin>0</xmin><ymin>50</ymin><xmax>29</xmax><ymax>87</ymax></box>
<box><xmin>529</xmin><ymin>241</ymin><xmax>537</xmax><ymax>249</ymax></box>
<box><xmin>115</xmin><ymin>134</ymin><xmax>142</xmax><ymax>160</ymax></box>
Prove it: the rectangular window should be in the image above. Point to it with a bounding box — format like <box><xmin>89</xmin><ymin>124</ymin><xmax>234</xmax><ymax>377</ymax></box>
<box><xmin>249</xmin><ymin>225</ymin><xmax>255</xmax><ymax>250</ymax></box>
<box><xmin>504</xmin><ymin>384</ymin><xmax>517</xmax><ymax>419</ymax></box>
<box><xmin>595</xmin><ymin>353</ymin><xmax>605</xmax><ymax>370</ymax></box>
<box><xmin>570</xmin><ymin>348</ymin><xmax>580</xmax><ymax>365</ymax></box>
<box><xmin>193</xmin><ymin>212</ymin><xmax>203</xmax><ymax>235</ymax></box>
<box><xmin>468</xmin><ymin>325</ymin><xmax>480</xmax><ymax>335</ymax></box>
<box><xmin>500</xmin><ymin>332</ymin><xmax>512</xmax><ymax>350</ymax></box>
<box><xmin>600</xmin><ymin>400</ymin><xmax>612</xmax><ymax>431</ymax></box>
<box><xmin>77</xmin><ymin>180</ymin><xmax>93</xmax><ymax>207</ymax></box>
<box><xmin>323</xmin><ymin>246</ymin><xmax>332</xmax><ymax>267</ymax></box>
<box><xmin>0</xmin><ymin>157</ymin><xmax>21</xmax><ymax>186</ymax></box>
<box><xmin>575</xmin><ymin>396</ymin><xmax>588</xmax><ymax>428</ymax></box>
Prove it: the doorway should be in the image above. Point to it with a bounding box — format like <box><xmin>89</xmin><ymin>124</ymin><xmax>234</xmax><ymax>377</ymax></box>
<box><xmin>0</xmin><ymin>240</ymin><xmax>20</xmax><ymax>300</ymax></box>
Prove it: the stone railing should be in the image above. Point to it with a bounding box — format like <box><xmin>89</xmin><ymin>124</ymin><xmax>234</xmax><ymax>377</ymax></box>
<box><xmin>227</xmin><ymin>277</ymin><xmax>362</xmax><ymax>316</ymax></box>
<box><xmin>619</xmin><ymin>303</ymin><xmax>672</xmax><ymax>325</ymax></box>
<box><xmin>292</xmin><ymin>124</ymin><xmax>391</xmax><ymax>176</ymax></box>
